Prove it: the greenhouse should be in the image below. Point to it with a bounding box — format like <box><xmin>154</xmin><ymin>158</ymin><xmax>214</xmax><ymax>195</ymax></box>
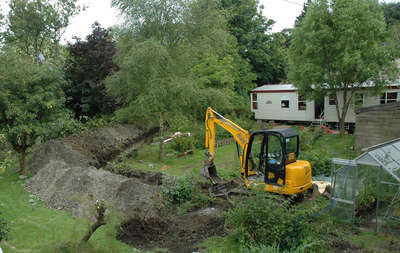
<box><xmin>330</xmin><ymin>138</ymin><xmax>400</xmax><ymax>231</ymax></box>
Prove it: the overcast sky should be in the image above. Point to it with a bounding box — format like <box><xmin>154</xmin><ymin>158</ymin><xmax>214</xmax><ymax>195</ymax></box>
<box><xmin>0</xmin><ymin>0</ymin><xmax>398</xmax><ymax>43</ymax></box>
<box><xmin>62</xmin><ymin>0</ymin><xmax>308</xmax><ymax>42</ymax></box>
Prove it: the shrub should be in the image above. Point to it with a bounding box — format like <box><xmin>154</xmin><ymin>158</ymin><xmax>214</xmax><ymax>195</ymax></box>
<box><xmin>225</xmin><ymin>191</ymin><xmax>310</xmax><ymax>249</ymax></box>
<box><xmin>160</xmin><ymin>175</ymin><xmax>212</xmax><ymax>212</ymax></box>
<box><xmin>161</xmin><ymin>176</ymin><xmax>195</xmax><ymax>205</ymax></box>
<box><xmin>171</xmin><ymin>137</ymin><xmax>194</xmax><ymax>152</ymax></box>
<box><xmin>300</xmin><ymin>151</ymin><xmax>331</xmax><ymax>176</ymax></box>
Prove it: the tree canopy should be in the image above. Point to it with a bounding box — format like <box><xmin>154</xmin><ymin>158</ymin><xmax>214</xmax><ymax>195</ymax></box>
<box><xmin>2</xmin><ymin>0</ymin><xmax>81</xmax><ymax>62</ymax></box>
<box><xmin>0</xmin><ymin>50</ymin><xmax>70</xmax><ymax>172</ymax></box>
<box><xmin>289</xmin><ymin>0</ymin><xmax>398</xmax><ymax>135</ymax></box>
<box><xmin>108</xmin><ymin>0</ymin><xmax>255</xmax><ymax>160</ymax></box>
<box><xmin>382</xmin><ymin>2</ymin><xmax>400</xmax><ymax>26</ymax></box>
<box><xmin>64</xmin><ymin>22</ymin><xmax>118</xmax><ymax>118</ymax></box>
<box><xmin>219</xmin><ymin>0</ymin><xmax>286</xmax><ymax>85</ymax></box>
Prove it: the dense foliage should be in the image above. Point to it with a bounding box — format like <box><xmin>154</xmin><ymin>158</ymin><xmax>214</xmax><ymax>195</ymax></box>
<box><xmin>289</xmin><ymin>0</ymin><xmax>398</xmax><ymax>136</ymax></box>
<box><xmin>108</xmin><ymin>0</ymin><xmax>256</xmax><ymax>160</ymax></box>
<box><xmin>225</xmin><ymin>191</ymin><xmax>313</xmax><ymax>250</ymax></box>
<box><xmin>64</xmin><ymin>22</ymin><xmax>118</xmax><ymax>117</ymax></box>
<box><xmin>220</xmin><ymin>0</ymin><xmax>286</xmax><ymax>84</ymax></box>
<box><xmin>2</xmin><ymin>0</ymin><xmax>81</xmax><ymax>63</ymax></box>
<box><xmin>0</xmin><ymin>51</ymin><xmax>71</xmax><ymax>172</ymax></box>
<box><xmin>382</xmin><ymin>2</ymin><xmax>400</xmax><ymax>26</ymax></box>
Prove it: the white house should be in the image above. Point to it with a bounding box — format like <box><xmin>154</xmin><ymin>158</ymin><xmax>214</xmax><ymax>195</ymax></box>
<box><xmin>250</xmin><ymin>84</ymin><xmax>400</xmax><ymax>127</ymax></box>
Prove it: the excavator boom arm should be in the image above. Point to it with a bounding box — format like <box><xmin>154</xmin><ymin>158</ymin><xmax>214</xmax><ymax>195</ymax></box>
<box><xmin>205</xmin><ymin>107</ymin><xmax>250</xmax><ymax>162</ymax></box>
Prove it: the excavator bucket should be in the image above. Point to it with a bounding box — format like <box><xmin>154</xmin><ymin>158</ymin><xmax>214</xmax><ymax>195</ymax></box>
<box><xmin>200</xmin><ymin>161</ymin><xmax>223</xmax><ymax>184</ymax></box>
<box><xmin>200</xmin><ymin>160</ymin><xmax>243</xmax><ymax>197</ymax></box>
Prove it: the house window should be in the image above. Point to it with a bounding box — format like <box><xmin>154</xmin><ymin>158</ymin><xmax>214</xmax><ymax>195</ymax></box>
<box><xmin>354</xmin><ymin>93</ymin><xmax>364</xmax><ymax>110</ymax></box>
<box><xmin>380</xmin><ymin>92</ymin><xmax>398</xmax><ymax>104</ymax></box>
<box><xmin>329</xmin><ymin>94</ymin><xmax>336</xmax><ymax>105</ymax></box>
<box><xmin>281</xmin><ymin>100</ymin><xmax>289</xmax><ymax>108</ymax></box>
<box><xmin>298</xmin><ymin>95</ymin><xmax>306</xmax><ymax>111</ymax></box>
<box><xmin>252</xmin><ymin>93</ymin><xmax>258</xmax><ymax>110</ymax></box>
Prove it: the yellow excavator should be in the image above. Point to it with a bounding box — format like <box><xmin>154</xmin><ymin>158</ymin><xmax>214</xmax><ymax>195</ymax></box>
<box><xmin>200</xmin><ymin>107</ymin><xmax>313</xmax><ymax>196</ymax></box>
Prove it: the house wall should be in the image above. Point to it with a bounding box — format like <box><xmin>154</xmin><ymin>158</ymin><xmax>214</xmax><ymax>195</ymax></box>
<box><xmin>251</xmin><ymin>91</ymin><xmax>315</xmax><ymax>121</ymax></box>
<box><xmin>324</xmin><ymin>89</ymin><xmax>400</xmax><ymax>123</ymax></box>
<box><xmin>355</xmin><ymin>102</ymin><xmax>400</xmax><ymax>150</ymax></box>
<box><xmin>252</xmin><ymin>88</ymin><xmax>400</xmax><ymax>124</ymax></box>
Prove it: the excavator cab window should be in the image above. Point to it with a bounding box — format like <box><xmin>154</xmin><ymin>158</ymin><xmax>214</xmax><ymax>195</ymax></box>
<box><xmin>265</xmin><ymin>134</ymin><xmax>284</xmax><ymax>185</ymax></box>
<box><xmin>248</xmin><ymin>134</ymin><xmax>266</xmax><ymax>175</ymax></box>
<box><xmin>285</xmin><ymin>136</ymin><xmax>298</xmax><ymax>164</ymax></box>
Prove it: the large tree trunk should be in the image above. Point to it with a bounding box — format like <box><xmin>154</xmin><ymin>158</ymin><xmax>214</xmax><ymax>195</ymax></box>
<box><xmin>159</xmin><ymin>113</ymin><xmax>164</xmax><ymax>161</ymax></box>
<box><xmin>334</xmin><ymin>89</ymin><xmax>354</xmax><ymax>136</ymax></box>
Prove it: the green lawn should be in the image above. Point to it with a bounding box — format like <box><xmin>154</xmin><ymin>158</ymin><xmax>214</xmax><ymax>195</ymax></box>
<box><xmin>0</xmin><ymin>167</ymin><xmax>134</xmax><ymax>253</ymax></box>
<box><xmin>115</xmin><ymin>128</ymin><xmax>357</xmax><ymax>180</ymax></box>
<box><xmin>118</xmin><ymin>142</ymin><xmax>242</xmax><ymax>180</ymax></box>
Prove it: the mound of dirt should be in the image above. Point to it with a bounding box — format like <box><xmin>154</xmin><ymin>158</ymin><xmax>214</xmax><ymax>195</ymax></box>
<box><xmin>24</xmin><ymin>124</ymin><xmax>160</xmax><ymax>219</ymax></box>
<box><xmin>28</xmin><ymin>125</ymin><xmax>157</xmax><ymax>174</ymax></box>
<box><xmin>25</xmin><ymin>160</ymin><xmax>160</xmax><ymax>219</ymax></box>
<box><xmin>117</xmin><ymin>207</ymin><xmax>226</xmax><ymax>253</ymax></box>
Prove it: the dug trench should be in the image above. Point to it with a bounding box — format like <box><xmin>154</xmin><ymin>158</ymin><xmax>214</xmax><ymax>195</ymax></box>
<box><xmin>23</xmin><ymin>124</ymin><xmax>227</xmax><ymax>252</ymax></box>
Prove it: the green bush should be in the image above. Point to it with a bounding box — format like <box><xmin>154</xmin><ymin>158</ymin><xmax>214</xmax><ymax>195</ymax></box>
<box><xmin>300</xmin><ymin>151</ymin><xmax>331</xmax><ymax>176</ymax></box>
<box><xmin>171</xmin><ymin>137</ymin><xmax>194</xmax><ymax>152</ymax></box>
<box><xmin>192</xmin><ymin>127</ymin><xmax>206</xmax><ymax>149</ymax></box>
<box><xmin>243</xmin><ymin>237</ymin><xmax>319</xmax><ymax>253</ymax></box>
<box><xmin>161</xmin><ymin>176</ymin><xmax>195</xmax><ymax>205</ymax></box>
<box><xmin>160</xmin><ymin>176</ymin><xmax>212</xmax><ymax>212</ymax></box>
<box><xmin>225</xmin><ymin>191</ymin><xmax>310</xmax><ymax>249</ymax></box>
<box><xmin>225</xmin><ymin>190</ymin><xmax>316</xmax><ymax>250</ymax></box>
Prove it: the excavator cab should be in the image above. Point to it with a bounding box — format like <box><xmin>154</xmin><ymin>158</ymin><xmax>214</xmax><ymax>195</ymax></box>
<box><xmin>243</xmin><ymin>129</ymin><xmax>312</xmax><ymax>194</ymax></box>
<box><xmin>245</xmin><ymin>129</ymin><xmax>299</xmax><ymax>186</ymax></box>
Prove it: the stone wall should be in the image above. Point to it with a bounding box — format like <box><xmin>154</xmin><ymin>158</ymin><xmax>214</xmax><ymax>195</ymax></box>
<box><xmin>355</xmin><ymin>102</ymin><xmax>400</xmax><ymax>150</ymax></box>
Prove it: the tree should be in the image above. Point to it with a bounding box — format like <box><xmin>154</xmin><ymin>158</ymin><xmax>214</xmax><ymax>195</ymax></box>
<box><xmin>108</xmin><ymin>0</ymin><xmax>251</xmax><ymax>160</ymax></box>
<box><xmin>64</xmin><ymin>22</ymin><xmax>118</xmax><ymax>118</ymax></box>
<box><xmin>381</xmin><ymin>2</ymin><xmax>400</xmax><ymax>27</ymax></box>
<box><xmin>289</xmin><ymin>0</ymin><xmax>398</xmax><ymax>136</ymax></box>
<box><xmin>219</xmin><ymin>0</ymin><xmax>286</xmax><ymax>85</ymax></box>
<box><xmin>2</xmin><ymin>0</ymin><xmax>81</xmax><ymax>63</ymax></box>
<box><xmin>0</xmin><ymin>50</ymin><xmax>69</xmax><ymax>173</ymax></box>
<box><xmin>381</xmin><ymin>2</ymin><xmax>400</xmax><ymax>54</ymax></box>
<box><xmin>295</xmin><ymin>0</ymin><xmax>312</xmax><ymax>27</ymax></box>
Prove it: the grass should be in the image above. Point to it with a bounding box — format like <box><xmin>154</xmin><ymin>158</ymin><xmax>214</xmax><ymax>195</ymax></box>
<box><xmin>114</xmin><ymin>127</ymin><xmax>357</xmax><ymax>181</ymax></box>
<box><xmin>118</xmin><ymin>142</ymin><xmax>242</xmax><ymax>180</ymax></box>
<box><xmin>0</xmin><ymin>167</ymin><xmax>135</xmax><ymax>253</ymax></box>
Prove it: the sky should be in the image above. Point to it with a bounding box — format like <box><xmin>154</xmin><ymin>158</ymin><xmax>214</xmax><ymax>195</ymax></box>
<box><xmin>62</xmin><ymin>0</ymin><xmax>308</xmax><ymax>42</ymax></box>
<box><xmin>0</xmin><ymin>0</ymin><xmax>398</xmax><ymax>43</ymax></box>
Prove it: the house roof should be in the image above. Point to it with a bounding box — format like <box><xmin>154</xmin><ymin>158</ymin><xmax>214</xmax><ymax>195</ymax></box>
<box><xmin>251</xmin><ymin>84</ymin><xmax>296</xmax><ymax>93</ymax></box>
<box><xmin>251</xmin><ymin>83</ymin><xmax>400</xmax><ymax>93</ymax></box>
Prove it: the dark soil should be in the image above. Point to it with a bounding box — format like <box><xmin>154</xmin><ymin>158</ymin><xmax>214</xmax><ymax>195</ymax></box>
<box><xmin>332</xmin><ymin>240</ymin><xmax>363</xmax><ymax>253</ymax></box>
<box><xmin>62</xmin><ymin>125</ymin><xmax>158</xmax><ymax>168</ymax></box>
<box><xmin>109</xmin><ymin>168</ymin><xmax>163</xmax><ymax>186</ymax></box>
<box><xmin>117</xmin><ymin>207</ymin><xmax>226</xmax><ymax>253</ymax></box>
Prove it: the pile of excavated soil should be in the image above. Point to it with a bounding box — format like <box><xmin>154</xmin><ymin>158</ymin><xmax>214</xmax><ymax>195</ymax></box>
<box><xmin>117</xmin><ymin>207</ymin><xmax>226</xmax><ymax>253</ymax></box>
<box><xmin>24</xmin><ymin>124</ymin><xmax>161</xmax><ymax>219</ymax></box>
<box><xmin>24</xmin><ymin>124</ymin><xmax>228</xmax><ymax>251</ymax></box>
<box><xmin>28</xmin><ymin>125</ymin><xmax>157</xmax><ymax>174</ymax></box>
